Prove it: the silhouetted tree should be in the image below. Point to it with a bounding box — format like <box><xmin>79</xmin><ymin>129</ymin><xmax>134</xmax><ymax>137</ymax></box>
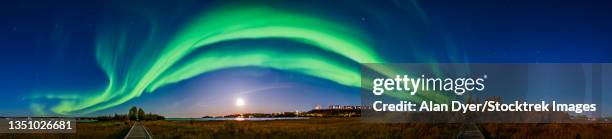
<box><xmin>138</xmin><ymin>108</ymin><xmax>145</xmax><ymax>120</ymax></box>
<box><xmin>129</xmin><ymin>106</ymin><xmax>138</xmax><ymax>120</ymax></box>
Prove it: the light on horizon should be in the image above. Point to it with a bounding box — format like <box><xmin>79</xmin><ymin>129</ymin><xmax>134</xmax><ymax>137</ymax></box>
<box><xmin>236</xmin><ymin>98</ymin><xmax>245</xmax><ymax>107</ymax></box>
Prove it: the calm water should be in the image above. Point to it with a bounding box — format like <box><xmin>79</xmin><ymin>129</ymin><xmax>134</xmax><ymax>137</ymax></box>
<box><xmin>166</xmin><ymin>117</ymin><xmax>309</xmax><ymax>121</ymax></box>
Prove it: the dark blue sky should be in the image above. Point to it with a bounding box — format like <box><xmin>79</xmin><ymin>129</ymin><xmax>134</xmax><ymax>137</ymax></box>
<box><xmin>1</xmin><ymin>0</ymin><xmax>611</xmax><ymax>117</ymax></box>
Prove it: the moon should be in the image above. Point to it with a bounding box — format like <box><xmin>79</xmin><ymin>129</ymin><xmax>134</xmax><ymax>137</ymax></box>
<box><xmin>235</xmin><ymin>98</ymin><xmax>245</xmax><ymax>107</ymax></box>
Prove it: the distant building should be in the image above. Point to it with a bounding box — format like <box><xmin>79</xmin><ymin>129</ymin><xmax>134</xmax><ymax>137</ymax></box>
<box><xmin>327</xmin><ymin>105</ymin><xmax>370</xmax><ymax>110</ymax></box>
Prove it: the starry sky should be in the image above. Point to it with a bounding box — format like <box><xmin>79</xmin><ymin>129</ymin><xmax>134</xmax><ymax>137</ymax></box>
<box><xmin>1</xmin><ymin>0</ymin><xmax>611</xmax><ymax>117</ymax></box>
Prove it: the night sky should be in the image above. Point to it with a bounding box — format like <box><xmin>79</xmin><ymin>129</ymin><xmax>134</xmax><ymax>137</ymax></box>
<box><xmin>1</xmin><ymin>0</ymin><xmax>612</xmax><ymax>117</ymax></box>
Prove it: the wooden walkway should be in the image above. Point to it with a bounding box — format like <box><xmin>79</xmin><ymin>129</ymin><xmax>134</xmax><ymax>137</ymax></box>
<box><xmin>124</xmin><ymin>122</ymin><xmax>152</xmax><ymax>139</ymax></box>
<box><xmin>458</xmin><ymin>123</ymin><xmax>485</xmax><ymax>139</ymax></box>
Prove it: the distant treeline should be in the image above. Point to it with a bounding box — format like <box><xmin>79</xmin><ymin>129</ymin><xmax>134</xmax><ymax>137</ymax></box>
<box><xmin>97</xmin><ymin>106</ymin><xmax>165</xmax><ymax>121</ymax></box>
<box><xmin>214</xmin><ymin>109</ymin><xmax>361</xmax><ymax>118</ymax></box>
<box><xmin>221</xmin><ymin>112</ymin><xmax>299</xmax><ymax>118</ymax></box>
<box><xmin>306</xmin><ymin>109</ymin><xmax>361</xmax><ymax>117</ymax></box>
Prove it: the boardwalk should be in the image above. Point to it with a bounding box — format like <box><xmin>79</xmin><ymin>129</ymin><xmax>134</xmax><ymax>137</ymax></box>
<box><xmin>458</xmin><ymin>123</ymin><xmax>485</xmax><ymax>139</ymax></box>
<box><xmin>124</xmin><ymin>122</ymin><xmax>152</xmax><ymax>139</ymax></box>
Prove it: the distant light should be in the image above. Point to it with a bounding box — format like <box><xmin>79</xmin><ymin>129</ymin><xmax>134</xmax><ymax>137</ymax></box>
<box><xmin>236</xmin><ymin>98</ymin><xmax>245</xmax><ymax>107</ymax></box>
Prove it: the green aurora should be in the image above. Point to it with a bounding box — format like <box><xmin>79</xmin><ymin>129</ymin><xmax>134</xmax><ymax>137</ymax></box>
<box><xmin>30</xmin><ymin>6</ymin><xmax>449</xmax><ymax>115</ymax></box>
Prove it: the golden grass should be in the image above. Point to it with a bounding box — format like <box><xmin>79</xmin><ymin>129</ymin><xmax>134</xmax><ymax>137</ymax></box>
<box><xmin>143</xmin><ymin>118</ymin><xmax>461</xmax><ymax>139</ymax></box>
<box><xmin>3</xmin><ymin>118</ymin><xmax>610</xmax><ymax>139</ymax></box>
<box><xmin>480</xmin><ymin>123</ymin><xmax>612</xmax><ymax>139</ymax></box>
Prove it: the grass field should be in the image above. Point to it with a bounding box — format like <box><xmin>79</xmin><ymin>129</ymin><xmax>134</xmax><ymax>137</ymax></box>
<box><xmin>144</xmin><ymin>118</ymin><xmax>461</xmax><ymax>139</ymax></box>
<box><xmin>1</xmin><ymin>118</ymin><xmax>611</xmax><ymax>139</ymax></box>
<box><xmin>480</xmin><ymin>123</ymin><xmax>612</xmax><ymax>139</ymax></box>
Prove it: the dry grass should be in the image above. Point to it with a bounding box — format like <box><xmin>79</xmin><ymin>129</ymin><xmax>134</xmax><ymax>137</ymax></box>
<box><xmin>3</xmin><ymin>118</ymin><xmax>610</xmax><ymax>139</ymax></box>
<box><xmin>480</xmin><ymin>123</ymin><xmax>612</xmax><ymax>139</ymax></box>
<box><xmin>143</xmin><ymin>118</ymin><xmax>461</xmax><ymax>139</ymax></box>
